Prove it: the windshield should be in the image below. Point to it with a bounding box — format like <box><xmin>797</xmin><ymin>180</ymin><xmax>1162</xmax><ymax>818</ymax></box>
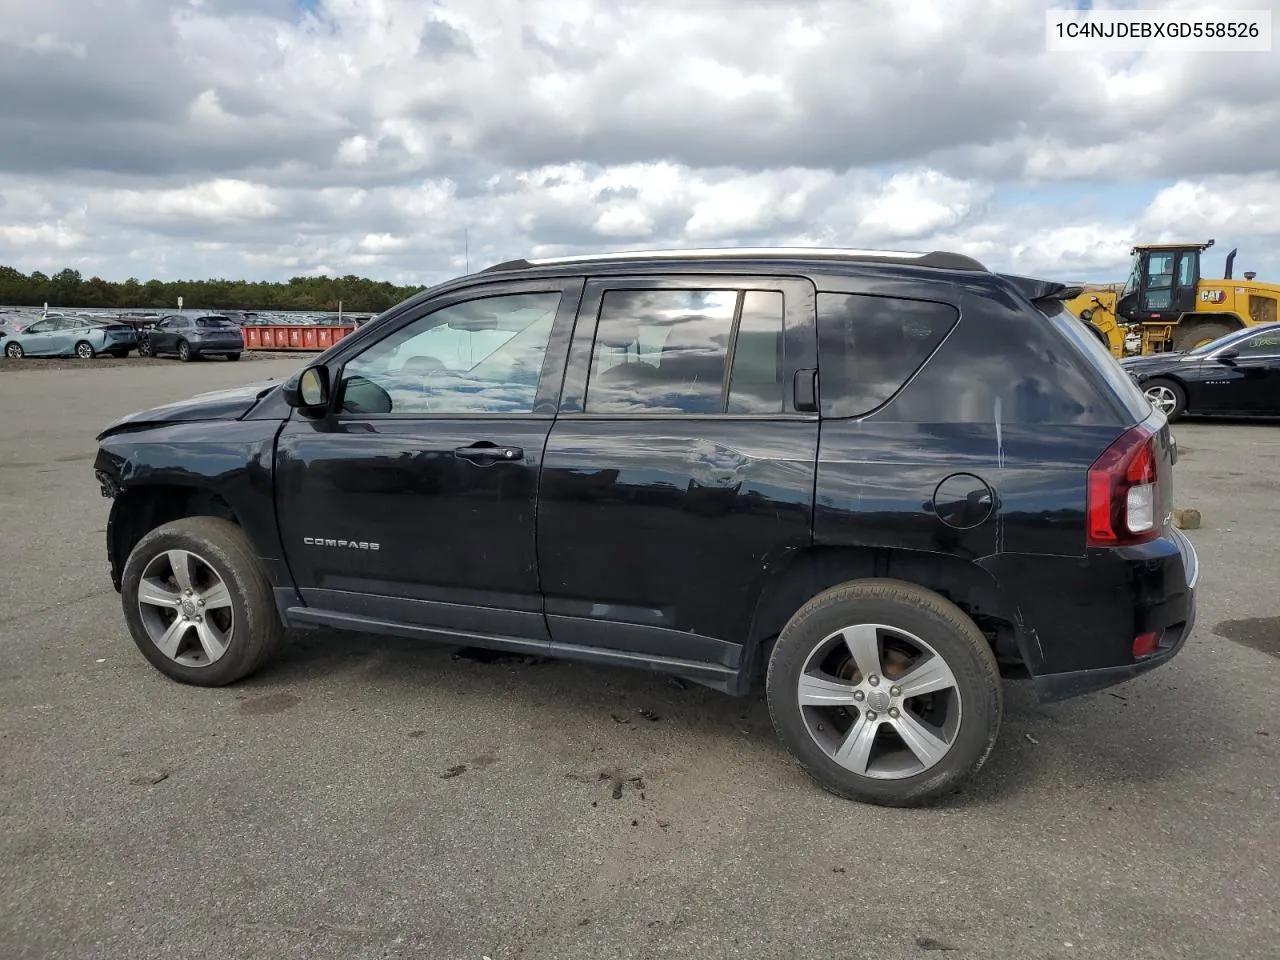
<box><xmin>1186</xmin><ymin>325</ymin><xmax>1269</xmax><ymax>355</ymax></box>
<box><xmin>1121</xmin><ymin>250</ymin><xmax>1142</xmax><ymax>297</ymax></box>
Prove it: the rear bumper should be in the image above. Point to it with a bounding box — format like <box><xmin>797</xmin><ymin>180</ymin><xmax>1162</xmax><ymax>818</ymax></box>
<box><xmin>1031</xmin><ymin>527</ymin><xmax>1199</xmax><ymax>702</ymax></box>
<box><xmin>191</xmin><ymin>340</ymin><xmax>244</xmax><ymax>354</ymax></box>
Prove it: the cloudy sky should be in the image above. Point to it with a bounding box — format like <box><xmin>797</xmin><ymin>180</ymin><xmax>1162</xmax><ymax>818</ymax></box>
<box><xmin>1</xmin><ymin>0</ymin><xmax>1277</xmax><ymax>288</ymax></box>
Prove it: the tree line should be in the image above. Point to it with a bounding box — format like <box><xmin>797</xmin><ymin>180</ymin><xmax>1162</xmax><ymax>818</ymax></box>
<box><xmin>0</xmin><ymin>266</ymin><xmax>427</xmax><ymax>313</ymax></box>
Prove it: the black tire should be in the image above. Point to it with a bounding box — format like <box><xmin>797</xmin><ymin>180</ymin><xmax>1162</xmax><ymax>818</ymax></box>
<box><xmin>4</xmin><ymin>341</ymin><xmax>22</xmax><ymax>358</ymax></box>
<box><xmin>1172</xmin><ymin>320</ymin><xmax>1234</xmax><ymax>352</ymax></box>
<box><xmin>1141</xmin><ymin>377</ymin><xmax>1187</xmax><ymax>422</ymax></box>
<box><xmin>137</xmin><ymin>339</ymin><xmax>154</xmax><ymax>358</ymax></box>
<box><xmin>766</xmin><ymin>578</ymin><xmax>1002</xmax><ymax>807</ymax></box>
<box><xmin>120</xmin><ymin>516</ymin><xmax>287</xmax><ymax>686</ymax></box>
<box><xmin>177</xmin><ymin>339</ymin><xmax>192</xmax><ymax>362</ymax></box>
<box><xmin>226</xmin><ymin>352</ymin><xmax>241</xmax><ymax>361</ymax></box>
<box><xmin>74</xmin><ymin>340</ymin><xmax>95</xmax><ymax>359</ymax></box>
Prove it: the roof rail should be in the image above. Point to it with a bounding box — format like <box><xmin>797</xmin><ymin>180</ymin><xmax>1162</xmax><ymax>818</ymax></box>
<box><xmin>479</xmin><ymin>246</ymin><xmax>988</xmax><ymax>274</ymax></box>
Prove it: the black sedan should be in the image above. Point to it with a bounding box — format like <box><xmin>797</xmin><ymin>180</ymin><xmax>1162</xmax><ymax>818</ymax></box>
<box><xmin>1121</xmin><ymin>322</ymin><xmax>1280</xmax><ymax>422</ymax></box>
<box><xmin>138</xmin><ymin>314</ymin><xmax>244</xmax><ymax>362</ymax></box>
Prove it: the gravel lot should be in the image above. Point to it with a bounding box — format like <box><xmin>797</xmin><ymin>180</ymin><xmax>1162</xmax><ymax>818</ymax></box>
<box><xmin>2</xmin><ymin>359</ymin><xmax>1277</xmax><ymax>960</ymax></box>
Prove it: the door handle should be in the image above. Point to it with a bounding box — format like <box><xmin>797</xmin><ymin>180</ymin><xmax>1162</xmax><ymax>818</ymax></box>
<box><xmin>454</xmin><ymin>442</ymin><xmax>524</xmax><ymax>463</ymax></box>
<box><xmin>793</xmin><ymin>368</ymin><xmax>818</xmax><ymax>413</ymax></box>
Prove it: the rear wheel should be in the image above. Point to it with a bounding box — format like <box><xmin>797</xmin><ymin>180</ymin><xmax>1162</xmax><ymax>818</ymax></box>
<box><xmin>4</xmin><ymin>341</ymin><xmax>23</xmax><ymax>358</ymax></box>
<box><xmin>137</xmin><ymin>339</ymin><xmax>154</xmax><ymax>358</ymax></box>
<box><xmin>1142</xmin><ymin>377</ymin><xmax>1187</xmax><ymax>421</ymax></box>
<box><xmin>1172</xmin><ymin>320</ymin><xmax>1234</xmax><ymax>352</ymax></box>
<box><xmin>766</xmin><ymin>579</ymin><xmax>1002</xmax><ymax>807</ymax></box>
<box><xmin>75</xmin><ymin>340</ymin><xmax>95</xmax><ymax>359</ymax></box>
<box><xmin>120</xmin><ymin>516</ymin><xmax>286</xmax><ymax>686</ymax></box>
<box><xmin>226</xmin><ymin>352</ymin><xmax>241</xmax><ymax>361</ymax></box>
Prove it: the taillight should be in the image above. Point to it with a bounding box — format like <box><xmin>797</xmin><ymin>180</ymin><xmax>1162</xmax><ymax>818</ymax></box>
<box><xmin>1087</xmin><ymin>423</ymin><xmax>1162</xmax><ymax>547</ymax></box>
<box><xmin>1133</xmin><ymin>631</ymin><xmax>1159</xmax><ymax>658</ymax></box>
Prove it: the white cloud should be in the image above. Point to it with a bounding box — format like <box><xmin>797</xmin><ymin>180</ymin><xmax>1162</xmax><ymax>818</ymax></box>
<box><xmin>105</xmin><ymin>180</ymin><xmax>282</xmax><ymax>225</ymax></box>
<box><xmin>1</xmin><ymin>0</ymin><xmax>1278</xmax><ymax>288</ymax></box>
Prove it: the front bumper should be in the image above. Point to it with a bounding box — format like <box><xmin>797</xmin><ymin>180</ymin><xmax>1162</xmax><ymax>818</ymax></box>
<box><xmin>1032</xmin><ymin>527</ymin><xmax>1199</xmax><ymax>701</ymax></box>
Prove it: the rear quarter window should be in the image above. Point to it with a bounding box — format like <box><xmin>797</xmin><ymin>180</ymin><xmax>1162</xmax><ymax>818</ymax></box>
<box><xmin>816</xmin><ymin>293</ymin><xmax>959</xmax><ymax>417</ymax></box>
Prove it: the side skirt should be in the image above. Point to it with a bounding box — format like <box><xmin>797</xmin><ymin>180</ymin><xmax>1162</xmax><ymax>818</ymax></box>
<box><xmin>283</xmin><ymin>606</ymin><xmax>745</xmax><ymax>694</ymax></box>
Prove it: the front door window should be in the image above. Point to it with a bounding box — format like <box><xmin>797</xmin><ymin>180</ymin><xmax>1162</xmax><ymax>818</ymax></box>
<box><xmin>337</xmin><ymin>292</ymin><xmax>563</xmax><ymax>416</ymax></box>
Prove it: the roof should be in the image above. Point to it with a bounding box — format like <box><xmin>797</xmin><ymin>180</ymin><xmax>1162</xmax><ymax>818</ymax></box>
<box><xmin>479</xmin><ymin>246</ymin><xmax>989</xmax><ymax>274</ymax></box>
<box><xmin>1132</xmin><ymin>241</ymin><xmax>1214</xmax><ymax>252</ymax></box>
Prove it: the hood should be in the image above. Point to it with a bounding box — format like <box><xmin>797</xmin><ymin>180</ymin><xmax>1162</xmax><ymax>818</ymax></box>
<box><xmin>1119</xmin><ymin>352</ymin><xmax>1195</xmax><ymax>379</ymax></box>
<box><xmin>97</xmin><ymin>379</ymin><xmax>282</xmax><ymax>439</ymax></box>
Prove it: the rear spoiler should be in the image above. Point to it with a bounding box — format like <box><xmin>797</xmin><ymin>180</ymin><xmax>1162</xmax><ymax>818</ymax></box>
<box><xmin>998</xmin><ymin>273</ymin><xmax>1084</xmax><ymax>306</ymax></box>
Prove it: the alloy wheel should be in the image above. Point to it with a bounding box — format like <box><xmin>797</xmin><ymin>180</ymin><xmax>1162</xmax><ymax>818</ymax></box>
<box><xmin>796</xmin><ymin>623</ymin><xmax>962</xmax><ymax>779</ymax></box>
<box><xmin>1144</xmin><ymin>384</ymin><xmax>1179</xmax><ymax>416</ymax></box>
<box><xmin>135</xmin><ymin>549</ymin><xmax>234</xmax><ymax>666</ymax></box>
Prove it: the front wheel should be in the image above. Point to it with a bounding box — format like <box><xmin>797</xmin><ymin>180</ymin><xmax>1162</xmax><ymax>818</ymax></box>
<box><xmin>766</xmin><ymin>579</ymin><xmax>1002</xmax><ymax>807</ymax></box>
<box><xmin>120</xmin><ymin>516</ymin><xmax>287</xmax><ymax>686</ymax></box>
<box><xmin>1143</xmin><ymin>377</ymin><xmax>1186</xmax><ymax>422</ymax></box>
<box><xmin>137</xmin><ymin>339</ymin><xmax>154</xmax><ymax>358</ymax></box>
<box><xmin>4</xmin><ymin>341</ymin><xmax>23</xmax><ymax>358</ymax></box>
<box><xmin>177</xmin><ymin>339</ymin><xmax>192</xmax><ymax>362</ymax></box>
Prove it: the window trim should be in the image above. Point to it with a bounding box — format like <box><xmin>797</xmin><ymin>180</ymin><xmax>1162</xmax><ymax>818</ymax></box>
<box><xmin>322</xmin><ymin>277</ymin><xmax>586</xmax><ymax>422</ymax></box>
<box><xmin>558</xmin><ymin>274</ymin><xmax>817</xmax><ymax>420</ymax></box>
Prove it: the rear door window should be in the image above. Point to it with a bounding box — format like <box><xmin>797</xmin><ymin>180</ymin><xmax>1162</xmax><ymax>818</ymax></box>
<box><xmin>584</xmin><ymin>288</ymin><xmax>785</xmax><ymax>415</ymax></box>
<box><xmin>816</xmin><ymin>293</ymin><xmax>958</xmax><ymax>417</ymax></box>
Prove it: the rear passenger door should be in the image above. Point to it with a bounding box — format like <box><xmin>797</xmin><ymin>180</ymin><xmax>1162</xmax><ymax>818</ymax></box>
<box><xmin>538</xmin><ymin>275</ymin><xmax>818</xmax><ymax>680</ymax></box>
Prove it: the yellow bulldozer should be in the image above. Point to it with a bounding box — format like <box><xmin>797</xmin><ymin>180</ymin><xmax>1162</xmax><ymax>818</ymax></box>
<box><xmin>1064</xmin><ymin>239</ymin><xmax>1280</xmax><ymax>357</ymax></box>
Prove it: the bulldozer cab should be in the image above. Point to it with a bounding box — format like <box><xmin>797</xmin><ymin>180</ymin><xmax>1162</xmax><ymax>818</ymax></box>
<box><xmin>1116</xmin><ymin>240</ymin><xmax>1212</xmax><ymax>323</ymax></box>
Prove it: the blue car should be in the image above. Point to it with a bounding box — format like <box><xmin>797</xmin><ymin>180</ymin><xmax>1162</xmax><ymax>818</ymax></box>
<box><xmin>2</xmin><ymin>315</ymin><xmax>138</xmax><ymax>359</ymax></box>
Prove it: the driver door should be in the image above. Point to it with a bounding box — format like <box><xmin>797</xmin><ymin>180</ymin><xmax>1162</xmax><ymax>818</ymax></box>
<box><xmin>274</xmin><ymin>277</ymin><xmax>584</xmax><ymax>642</ymax></box>
<box><xmin>17</xmin><ymin>319</ymin><xmax>55</xmax><ymax>354</ymax></box>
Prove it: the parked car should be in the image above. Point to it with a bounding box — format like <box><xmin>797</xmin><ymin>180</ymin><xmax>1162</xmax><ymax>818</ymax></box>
<box><xmin>2</xmin><ymin>315</ymin><xmax>138</xmax><ymax>358</ymax></box>
<box><xmin>1121</xmin><ymin>322</ymin><xmax>1280</xmax><ymax>422</ymax></box>
<box><xmin>92</xmin><ymin>246</ymin><xmax>1198</xmax><ymax>807</ymax></box>
<box><xmin>137</xmin><ymin>314</ymin><xmax>244</xmax><ymax>361</ymax></box>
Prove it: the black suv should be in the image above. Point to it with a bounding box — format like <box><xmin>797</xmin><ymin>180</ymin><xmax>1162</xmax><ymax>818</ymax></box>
<box><xmin>92</xmin><ymin>248</ymin><xmax>1199</xmax><ymax>807</ymax></box>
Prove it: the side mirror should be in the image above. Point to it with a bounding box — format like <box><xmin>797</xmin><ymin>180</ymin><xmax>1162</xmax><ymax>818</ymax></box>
<box><xmin>1216</xmin><ymin>347</ymin><xmax>1239</xmax><ymax>364</ymax></box>
<box><xmin>283</xmin><ymin>364</ymin><xmax>331</xmax><ymax>413</ymax></box>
